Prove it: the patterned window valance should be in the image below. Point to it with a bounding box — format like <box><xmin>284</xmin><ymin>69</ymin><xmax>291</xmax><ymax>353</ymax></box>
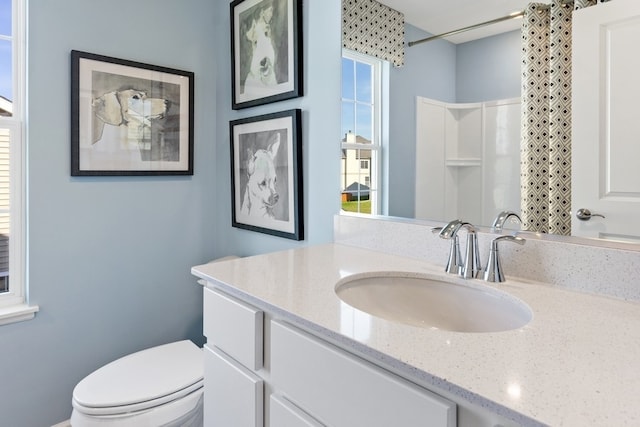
<box><xmin>342</xmin><ymin>0</ymin><xmax>405</xmax><ymax>67</ymax></box>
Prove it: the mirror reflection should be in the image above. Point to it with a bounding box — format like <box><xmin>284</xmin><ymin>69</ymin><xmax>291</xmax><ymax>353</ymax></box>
<box><xmin>340</xmin><ymin>0</ymin><xmax>640</xmax><ymax>243</ymax></box>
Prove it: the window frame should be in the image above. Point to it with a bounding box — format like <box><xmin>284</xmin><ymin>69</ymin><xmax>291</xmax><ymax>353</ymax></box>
<box><xmin>340</xmin><ymin>49</ymin><xmax>383</xmax><ymax>215</ymax></box>
<box><xmin>0</xmin><ymin>0</ymin><xmax>36</xmax><ymax>325</ymax></box>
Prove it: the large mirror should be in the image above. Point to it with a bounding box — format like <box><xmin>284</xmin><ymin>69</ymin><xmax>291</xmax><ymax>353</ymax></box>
<box><xmin>340</xmin><ymin>0</ymin><xmax>640</xmax><ymax>245</ymax></box>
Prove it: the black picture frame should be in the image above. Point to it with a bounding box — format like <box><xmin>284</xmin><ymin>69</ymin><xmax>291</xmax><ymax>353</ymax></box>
<box><xmin>230</xmin><ymin>109</ymin><xmax>303</xmax><ymax>240</ymax></box>
<box><xmin>230</xmin><ymin>0</ymin><xmax>303</xmax><ymax>110</ymax></box>
<box><xmin>71</xmin><ymin>50</ymin><xmax>194</xmax><ymax>176</ymax></box>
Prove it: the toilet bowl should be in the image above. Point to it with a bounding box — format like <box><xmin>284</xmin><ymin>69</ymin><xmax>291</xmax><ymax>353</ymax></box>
<box><xmin>70</xmin><ymin>340</ymin><xmax>204</xmax><ymax>427</ymax></box>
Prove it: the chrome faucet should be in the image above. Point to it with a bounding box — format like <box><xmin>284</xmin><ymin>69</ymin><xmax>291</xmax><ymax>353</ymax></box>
<box><xmin>438</xmin><ymin>220</ymin><xmax>481</xmax><ymax>279</ymax></box>
<box><xmin>483</xmin><ymin>235</ymin><xmax>526</xmax><ymax>283</ymax></box>
<box><xmin>431</xmin><ymin>226</ymin><xmax>462</xmax><ymax>274</ymax></box>
<box><xmin>491</xmin><ymin>210</ymin><xmax>522</xmax><ymax>232</ymax></box>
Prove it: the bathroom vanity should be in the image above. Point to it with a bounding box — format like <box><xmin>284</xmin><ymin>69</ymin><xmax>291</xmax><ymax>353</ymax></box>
<box><xmin>192</xmin><ymin>242</ymin><xmax>640</xmax><ymax>427</ymax></box>
<box><xmin>203</xmin><ymin>287</ymin><xmax>455</xmax><ymax>427</ymax></box>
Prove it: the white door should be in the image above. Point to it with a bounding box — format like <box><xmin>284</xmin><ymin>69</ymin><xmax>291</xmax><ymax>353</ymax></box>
<box><xmin>572</xmin><ymin>0</ymin><xmax>640</xmax><ymax>242</ymax></box>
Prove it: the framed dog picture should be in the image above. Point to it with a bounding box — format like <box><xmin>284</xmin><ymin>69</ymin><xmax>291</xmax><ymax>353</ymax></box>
<box><xmin>230</xmin><ymin>109</ymin><xmax>303</xmax><ymax>240</ymax></box>
<box><xmin>230</xmin><ymin>0</ymin><xmax>303</xmax><ymax>110</ymax></box>
<box><xmin>71</xmin><ymin>50</ymin><xmax>194</xmax><ymax>176</ymax></box>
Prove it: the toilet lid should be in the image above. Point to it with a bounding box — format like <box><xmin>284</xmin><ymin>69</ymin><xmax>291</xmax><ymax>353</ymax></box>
<box><xmin>73</xmin><ymin>340</ymin><xmax>203</xmax><ymax>410</ymax></box>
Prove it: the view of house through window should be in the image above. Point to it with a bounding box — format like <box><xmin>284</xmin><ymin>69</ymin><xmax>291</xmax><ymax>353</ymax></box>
<box><xmin>0</xmin><ymin>126</ymin><xmax>10</xmax><ymax>294</ymax></box>
<box><xmin>341</xmin><ymin>50</ymin><xmax>381</xmax><ymax>215</ymax></box>
<box><xmin>0</xmin><ymin>0</ymin><xmax>23</xmax><ymax>301</ymax></box>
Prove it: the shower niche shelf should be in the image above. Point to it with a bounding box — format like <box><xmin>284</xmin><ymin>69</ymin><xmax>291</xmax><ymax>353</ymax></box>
<box><xmin>445</xmin><ymin>158</ymin><xmax>482</xmax><ymax>167</ymax></box>
<box><xmin>415</xmin><ymin>96</ymin><xmax>521</xmax><ymax>226</ymax></box>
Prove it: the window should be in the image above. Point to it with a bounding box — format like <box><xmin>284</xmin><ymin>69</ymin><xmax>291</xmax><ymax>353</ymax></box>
<box><xmin>0</xmin><ymin>0</ymin><xmax>33</xmax><ymax>325</ymax></box>
<box><xmin>340</xmin><ymin>49</ymin><xmax>383</xmax><ymax>215</ymax></box>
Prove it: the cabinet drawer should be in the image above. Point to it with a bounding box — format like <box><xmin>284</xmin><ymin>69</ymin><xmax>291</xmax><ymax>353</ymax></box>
<box><xmin>203</xmin><ymin>287</ymin><xmax>263</xmax><ymax>370</ymax></box>
<box><xmin>271</xmin><ymin>321</ymin><xmax>456</xmax><ymax>427</ymax></box>
<box><xmin>270</xmin><ymin>394</ymin><xmax>324</xmax><ymax>427</ymax></box>
<box><xmin>204</xmin><ymin>344</ymin><xmax>263</xmax><ymax>427</ymax></box>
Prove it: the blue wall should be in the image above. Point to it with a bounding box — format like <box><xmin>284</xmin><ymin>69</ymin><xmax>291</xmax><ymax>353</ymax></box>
<box><xmin>387</xmin><ymin>24</ymin><xmax>457</xmax><ymax>218</ymax></box>
<box><xmin>0</xmin><ymin>0</ymin><xmax>341</xmax><ymax>425</ymax></box>
<box><xmin>212</xmin><ymin>0</ymin><xmax>341</xmax><ymax>257</ymax></box>
<box><xmin>456</xmin><ymin>30</ymin><xmax>521</xmax><ymax>103</ymax></box>
<box><xmin>387</xmin><ymin>26</ymin><xmax>521</xmax><ymax>218</ymax></box>
<box><xmin>3</xmin><ymin>1</ymin><xmax>203</xmax><ymax>426</ymax></box>
<box><xmin>1</xmin><ymin>1</ymin><xmax>340</xmax><ymax>424</ymax></box>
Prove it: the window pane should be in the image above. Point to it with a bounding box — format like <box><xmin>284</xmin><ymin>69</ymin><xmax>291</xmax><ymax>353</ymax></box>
<box><xmin>355</xmin><ymin>103</ymin><xmax>372</xmax><ymax>141</ymax></box>
<box><xmin>341</xmin><ymin>57</ymin><xmax>354</xmax><ymax>100</ymax></box>
<box><xmin>0</xmin><ymin>213</ymin><xmax>7</xmax><ymax>292</ymax></box>
<box><xmin>0</xmin><ymin>0</ymin><xmax>10</xmax><ymax>36</ymax></box>
<box><xmin>341</xmin><ymin>100</ymin><xmax>355</xmax><ymax>140</ymax></box>
<box><xmin>0</xmin><ymin>39</ymin><xmax>11</xmax><ymax>104</ymax></box>
<box><xmin>340</xmin><ymin>148</ymin><xmax>372</xmax><ymax>214</ymax></box>
<box><xmin>341</xmin><ymin>51</ymin><xmax>382</xmax><ymax>217</ymax></box>
<box><xmin>0</xmin><ymin>126</ymin><xmax>9</xmax><ymax>293</ymax></box>
<box><xmin>341</xmin><ymin>148</ymin><xmax>371</xmax><ymax>190</ymax></box>
<box><xmin>355</xmin><ymin>61</ymin><xmax>372</xmax><ymax>103</ymax></box>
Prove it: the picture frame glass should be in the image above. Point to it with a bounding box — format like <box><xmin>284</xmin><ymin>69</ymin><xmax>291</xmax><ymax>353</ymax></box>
<box><xmin>231</xmin><ymin>110</ymin><xmax>302</xmax><ymax>240</ymax></box>
<box><xmin>232</xmin><ymin>0</ymin><xmax>301</xmax><ymax>109</ymax></box>
<box><xmin>72</xmin><ymin>51</ymin><xmax>194</xmax><ymax>175</ymax></box>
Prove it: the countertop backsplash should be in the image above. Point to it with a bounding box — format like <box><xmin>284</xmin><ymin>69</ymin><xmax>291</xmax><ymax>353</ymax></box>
<box><xmin>334</xmin><ymin>214</ymin><xmax>640</xmax><ymax>302</ymax></box>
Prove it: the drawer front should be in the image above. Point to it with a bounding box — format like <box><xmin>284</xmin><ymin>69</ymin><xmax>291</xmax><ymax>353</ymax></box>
<box><xmin>203</xmin><ymin>287</ymin><xmax>263</xmax><ymax>370</ymax></box>
<box><xmin>204</xmin><ymin>344</ymin><xmax>263</xmax><ymax>427</ymax></box>
<box><xmin>271</xmin><ymin>321</ymin><xmax>456</xmax><ymax>427</ymax></box>
<box><xmin>270</xmin><ymin>394</ymin><xmax>324</xmax><ymax>427</ymax></box>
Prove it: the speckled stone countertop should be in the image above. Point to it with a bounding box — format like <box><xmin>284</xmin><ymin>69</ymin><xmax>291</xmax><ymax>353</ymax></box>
<box><xmin>192</xmin><ymin>243</ymin><xmax>640</xmax><ymax>427</ymax></box>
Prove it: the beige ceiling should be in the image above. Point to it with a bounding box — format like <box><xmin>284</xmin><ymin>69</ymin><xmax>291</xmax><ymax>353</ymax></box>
<box><xmin>381</xmin><ymin>0</ymin><xmax>549</xmax><ymax>44</ymax></box>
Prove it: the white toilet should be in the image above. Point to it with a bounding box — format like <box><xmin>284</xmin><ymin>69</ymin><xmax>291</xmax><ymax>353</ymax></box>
<box><xmin>70</xmin><ymin>340</ymin><xmax>204</xmax><ymax>427</ymax></box>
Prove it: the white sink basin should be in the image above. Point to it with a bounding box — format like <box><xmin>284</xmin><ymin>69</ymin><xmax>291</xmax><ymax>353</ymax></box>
<box><xmin>335</xmin><ymin>273</ymin><xmax>532</xmax><ymax>333</ymax></box>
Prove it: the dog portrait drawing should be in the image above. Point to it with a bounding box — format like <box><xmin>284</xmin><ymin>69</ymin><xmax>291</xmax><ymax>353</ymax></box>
<box><xmin>89</xmin><ymin>71</ymin><xmax>181</xmax><ymax>162</ymax></box>
<box><xmin>238</xmin><ymin>129</ymin><xmax>289</xmax><ymax>221</ymax></box>
<box><xmin>92</xmin><ymin>89</ymin><xmax>169</xmax><ymax>144</ymax></box>
<box><xmin>239</xmin><ymin>0</ymin><xmax>289</xmax><ymax>96</ymax></box>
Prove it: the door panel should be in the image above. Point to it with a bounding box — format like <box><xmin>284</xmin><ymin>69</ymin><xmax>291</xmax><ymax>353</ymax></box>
<box><xmin>572</xmin><ymin>0</ymin><xmax>640</xmax><ymax>242</ymax></box>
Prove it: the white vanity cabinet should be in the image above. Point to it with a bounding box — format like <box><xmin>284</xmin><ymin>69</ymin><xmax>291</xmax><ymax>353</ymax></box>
<box><xmin>203</xmin><ymin>287</ymin><xmax>264</xmax><ymax>426</ymax></box>
<box><xmin>204</xmin><ymin>345</ymin><xmax>264</xmax><ymax>427</ymax></box>
<box><xmin>202</xmin><ymin>286</ymin><xmax>458</xmax><ymax>427</ymax></box>
<box><xmin>270</xmin><ymin>320</ymin><xmax>456</xmax><ymax>427</ymax></box>
<box><xmin>269</xmin><ymin>394</ymin><xmax>324</xmax><ymax>427</ymax></box>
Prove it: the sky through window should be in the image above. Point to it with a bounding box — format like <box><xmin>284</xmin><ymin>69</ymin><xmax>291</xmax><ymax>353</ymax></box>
<box><xmin>0</xmin><ymin>0</ymin><xmax>12</xmax><ymax>101</ymax></box>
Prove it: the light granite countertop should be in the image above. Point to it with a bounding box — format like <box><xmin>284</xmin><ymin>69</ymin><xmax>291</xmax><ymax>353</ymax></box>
<box><xmin>191</xmin><ymin>243</ymin><xmax>640</xmax><ymax>427</ymax></box>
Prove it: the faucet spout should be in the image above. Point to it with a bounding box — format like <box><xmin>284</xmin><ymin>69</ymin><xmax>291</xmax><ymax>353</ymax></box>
<box><xmin>491</xmin><ymin>210</ymin><xmax>522</xmax><ymax>231</ymax></box>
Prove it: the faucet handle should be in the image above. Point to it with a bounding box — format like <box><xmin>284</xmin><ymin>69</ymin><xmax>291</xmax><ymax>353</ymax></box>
<box><xmin>483</xmin><ymin>235</ymin><xmax>526</xmax><ymax>283</ymax></box>
<box><xmin>439</xmin><ymin>220</ymin><xmax>480</xmax><ymax>279</ymax></box>
<box><xmin>432</xmin><ymin>225</ymin><xmax>462</xmax><ymax>274</ymax></box>
<box><xmin>445</xmin><ymin>235</ymin><xmax>463</xmax><ymax>275</ymax></box>
<box><xmin>438</xmin><ymin>219</ymin><xmax>466</xmax><ymax>239</ymax></box>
